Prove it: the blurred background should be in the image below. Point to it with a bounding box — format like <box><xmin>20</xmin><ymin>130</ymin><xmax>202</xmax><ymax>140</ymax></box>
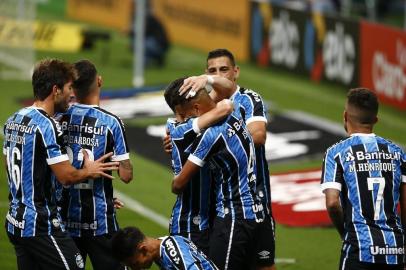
<box><xmin>1</xmin><ymin>0</ymin><xmax>406</xmax><ymax>269</ymax></box>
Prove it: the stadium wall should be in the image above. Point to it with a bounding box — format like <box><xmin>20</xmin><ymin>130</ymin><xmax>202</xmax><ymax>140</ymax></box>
<box><xmin>250</xmin><ymin>2</ymin><xmax>406</xmax><ymax>110</ymax></box>
<box><xmin>151</xmin><ymin>0</ymin><xmax>251</xmax><ymax>61</ymax></box>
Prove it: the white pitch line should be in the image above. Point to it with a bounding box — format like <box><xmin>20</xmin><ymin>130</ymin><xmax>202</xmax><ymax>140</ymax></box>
<box><xmin>115</xmin><ymin>190</ymin><xmax>169</xmax><ymax>228</ymax></box>
<box><xmin>283</xmin><ymin>110</ymin><xmax>347</xmax><ymax>136</ymax></box>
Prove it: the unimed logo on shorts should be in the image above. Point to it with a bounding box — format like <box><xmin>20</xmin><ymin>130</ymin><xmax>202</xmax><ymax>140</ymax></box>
<box><xmin>270</xmin><ymin>169</ymin><xmax>331</xmax><ymax>227</ymax></box>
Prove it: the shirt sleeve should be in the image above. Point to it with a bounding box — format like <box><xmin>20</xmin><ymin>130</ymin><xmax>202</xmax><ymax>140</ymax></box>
<box><xmin>321</xmin><ymin>147</ymin><xmax>343</xmax><ymax>192</ymax></box>
<box><xmin>110</xmin><ymin>117</ymin><xmax>130</xmax><ymax>162</ymax></box>
<box><xmin>241</xmin><ymin>89</ymin><xmax>268</xmax><ymax>125</ymax></box>
<box><xmin>40</xmin><ymin>119</ymin><xmax>69</xmax><ymax>165</ymax></box>
<box><xmin>188</xmin><ymin>128</ymin><xmax>219</xmax><ymax>167</ymax></box>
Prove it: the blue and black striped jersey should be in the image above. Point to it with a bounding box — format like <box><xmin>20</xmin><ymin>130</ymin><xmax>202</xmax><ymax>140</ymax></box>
<box><xmin>4</xmin><ymin>107</ymin><xmax>68</xmax><ymax>237</ymax></box>
<box><xmin>58</xmin><ymin>103</ymin><xmax>129</xmax><ymax>237</ymax></box>
<box><xmin>321</xmin><ymin>133</ymin><xmax>406</xmax><ymax>264</ymax></box>
<box><xmin>159</xmin><ymin>235</ymin><xmax>218</xmax><ymax>270</ymax></box>
<box><xmin>231</xmin><ymin>86</ymin><xmax>271</xmax><ymax>213</ymax></box>
<box><xmin>188</xmin><ymin>108</ymin><xmax>264</xmax><ymax>221</ymax></box>
<box><xmin>167</xmin><ymin>118</ymin><xmax>211</xmax><ymax>234</ymax></box>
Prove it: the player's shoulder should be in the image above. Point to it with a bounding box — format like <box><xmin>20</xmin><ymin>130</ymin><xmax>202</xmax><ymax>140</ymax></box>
<box><xmin>169</xmin><ymin>118</ymin><xmax>195</xmax><ymax>134</ymax></box>
<box><xmin>325</xmin><ymin>136</ymin><xmax>353</xmax><ymax>155</ymax></box>
<box><xmin>239</xmin><ymin>86</ymin><xmax>264</xmax><ymax>102</ymax></box>
<box><xmin>91</xmin><ymin>105</ymin><xmax>126</xmax><ymax>127</ymax></box>
<box><xmin>376</xmin><ymin>135</ymin><xmax>405</xmax><ymax>153</ymax></box>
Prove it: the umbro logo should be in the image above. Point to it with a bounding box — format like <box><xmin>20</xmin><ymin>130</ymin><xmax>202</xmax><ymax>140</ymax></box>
<box><xmin>345</xmin><ymin>152</ymin><xmax>355</xmax><ymax>162</ymax></box>
<box><xmin>258</xmin><ymin>250</ymin><xmax>270</xmax><ymax>259</ymax></box>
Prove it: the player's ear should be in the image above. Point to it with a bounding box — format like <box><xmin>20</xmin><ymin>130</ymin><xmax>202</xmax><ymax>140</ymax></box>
<box><xmin>52</xmin><ymin>85</ymin><xmax>60</xmax><ymax>97</ymax></box>
<box><xmin>343</xmin><ymin>110</ymin><xmax>347</xmax><ymax>122</ymax></box>
<box><xmin>193</xmin><ymin>103</ymin><xmax>200</xmax><ymax>115</ymax></box>
<box><xmin>97</xmin><ymin>75</ymin><xmax>102</xmax><ymax>88</ymax></box>
<box><xmin>138</xmin><ymin>243</ymin><xmax>148</xmax><ymax>256</ymax></box>
<box><xmin>234</xmin><ymin>65</ymin><xmax>240</xmax><ymax>80</ymax></box>
<box><xmin>373</xmin><ymin>116</ymin><xmax>378</xmax><ymax>124</ymax></box>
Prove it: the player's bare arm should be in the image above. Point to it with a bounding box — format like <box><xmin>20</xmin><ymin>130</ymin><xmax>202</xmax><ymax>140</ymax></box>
<box><xmin>118</xmin><ymin>159</ymin><xmax>133</xmax><ymax>183</ymax></box>
<box><xmin>196</xmin><ymin>99</ymin><xmax>233</xmax><ymax>130</ymax></box>
<box><xmin>179</xmin><ymin>75</ymin><xmax>235</xmax><ymax>102</ymax></box>
<box><xmin>171</xmin><ymin>160</ymin><xmax>200</xmax><ymax>194</ymax></box>
<box><xmin>247</xmin><ymin>121</ymin><xmax>267</xmax><ymax>146</ymax></box>
<box><xmin>51</xmin><ymin>151</ymin><xmax>119</xmax><ymax>185</ymax></box>
<box><xmin>325</xmin><ymin>188</ymin><xmax>345</xmax><ymax>239</ymax></box>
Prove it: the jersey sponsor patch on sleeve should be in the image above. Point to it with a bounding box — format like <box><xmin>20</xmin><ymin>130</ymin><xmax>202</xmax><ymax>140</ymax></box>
<box><xmin>162</xmin><ymin>237</ymin><xmax>185</xmax><ymax>270</ymax></box>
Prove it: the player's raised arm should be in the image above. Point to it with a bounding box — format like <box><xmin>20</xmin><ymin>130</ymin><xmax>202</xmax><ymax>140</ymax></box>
<box><xmin>179</xmin><ymin>74</ymin><xmax>235</xmax><ymax>102</ymax></box>
<box><xmin>50</xmin><ymin>151</ymin><xmax>119</xmax><ymax>185</ymax></box>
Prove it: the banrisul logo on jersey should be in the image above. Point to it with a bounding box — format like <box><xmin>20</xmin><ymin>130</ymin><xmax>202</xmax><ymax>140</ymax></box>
<box><xmin>345</xmin><ymin>150</ymin><xmax>401</xmax><ymax>173</ymax></box>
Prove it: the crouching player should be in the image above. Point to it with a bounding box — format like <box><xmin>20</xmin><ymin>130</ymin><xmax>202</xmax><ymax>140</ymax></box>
<box><xmin>112</xmin><ymin>226</ymin><xmax>218</xmax><ymax>269</ymax></box>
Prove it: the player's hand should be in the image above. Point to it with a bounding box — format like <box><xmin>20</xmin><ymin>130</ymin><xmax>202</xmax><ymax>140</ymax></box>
<box><xmin>113</xmin><ymin>197</ymin><xmax>124</xmax><ymax>209</ymax></box>
<box><xmin>83</xmin><ymin>151</ymin><xmax>119</xmax><ymax>180</ymax></box>
<box><xmin>163</xmin><ymin>131</ymin><xmax>172</xmax><ymax>154</ymax></box>
<box><xmin>179</xmin><ymin>75</ymin><xmax>207</xmax><ymax>98</ymax></box>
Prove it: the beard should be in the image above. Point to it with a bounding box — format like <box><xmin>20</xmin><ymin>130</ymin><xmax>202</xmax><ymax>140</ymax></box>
<box><xmin>54</xmin><ymin>100</ymin><xmax>68</xmax><ymax>113</ymax></box>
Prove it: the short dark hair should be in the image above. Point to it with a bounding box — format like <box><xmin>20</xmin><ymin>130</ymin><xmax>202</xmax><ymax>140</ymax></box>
<box><xmin>72</xmin><ymin>59</ymin><xmax>98</xmax><ymax>100</ymax></box>
<box><xmin>111</xmin><ymin>227</ymin><xmax>145</xmax><ymax>262</ymax></box>
<box><xmin>164</xmin><ymin>77</ymin><xmax>193</xmax><ymax>113</ymax></box>
<box><xmin>347</xmin><ymin>88</ymin><xmax>379</xmax><ymax>124</ymax></box>
<box><xmin>32</xmin><ymin>59</ymin><xmax>76</xmax><ymax>101</ymax></box>
<box><xmin>207</xmin><ymin>49</ymin><xmax>236</xmax><ymax>66</ymax></box>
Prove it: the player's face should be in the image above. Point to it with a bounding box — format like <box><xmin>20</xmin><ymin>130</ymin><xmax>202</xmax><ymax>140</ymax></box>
<box><xmin>54</xmin><ymin>81</ymin><xmax>74</xmax><ymax>113</ymax></box>
<box><xmin>206</xmin><ymin>56</ymin><xmax>240</xmax><ymax>82</ymax></box>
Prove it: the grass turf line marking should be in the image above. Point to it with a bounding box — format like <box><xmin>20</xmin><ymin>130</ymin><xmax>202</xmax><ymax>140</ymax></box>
<box><xmin>115</xmin><ymin>190</ymin><xmax>169</xmax><ymax>228</ymax></box>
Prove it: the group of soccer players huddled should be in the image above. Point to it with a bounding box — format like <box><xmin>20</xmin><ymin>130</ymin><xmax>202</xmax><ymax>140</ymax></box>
<box><xmin>3</xmin><ymin>47</ymin><xmax>406</xmax><ymax>270</ymax></box>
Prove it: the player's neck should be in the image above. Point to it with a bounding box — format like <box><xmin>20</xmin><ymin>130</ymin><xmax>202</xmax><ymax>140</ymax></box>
<box><xmin>77</xmin><ymin>95</ymin><xmax>99</xmax><ymax>106</ymax></box>
<box><xmin>33</xmin><ymin>98</ymin><xmax>54</xmax><ymax>116</ymax></box>
<box><xmin>151</xmin><ymin>239</ymin><xmax>162</xmax><ymax>261</ymax></box>
<box><xmin>347</xmin><ymin>126</ymin><xmax>374</xmax><ymax>136</ymax></box>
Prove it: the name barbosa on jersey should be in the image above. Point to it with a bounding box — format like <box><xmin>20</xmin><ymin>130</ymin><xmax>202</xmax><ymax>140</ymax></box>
<box><xmin>63</xmin><ymin>135</ymin><xmax>99</xmax><ymax>147</ymax></box>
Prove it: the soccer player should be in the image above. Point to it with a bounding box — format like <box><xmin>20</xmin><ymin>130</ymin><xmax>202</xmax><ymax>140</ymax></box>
<box><xmin>58</xmin><ymin>60</ymin><xmax>133</xmax><ymax>270</ymax></box>
<box><xmin>321</xmin><ymin>88</ymin><xmax>406</xmax><ymax>270</ymax></box>
<box><xmin>179</xmin><ymin>48</ymin><xmax>276</xmax><ymax>270</ymax></box>
<box><xmin>3</xmin><ymin>59</ymin><xmax>119</xmax><ymax>270</ymax></box>
<box><xmin>111</xmin><ymin>226</ymin><xmax>218</xmax><ymax>270</ymax></box>
<box><xmin>164</xmin><ymin>78</ymin><xmax>233</xmax><ymax>255</ymax></box>
<box><xmin>170</xmin><ymin>83</ymin><xmax>265</xmax><ymax>270</ymax></box>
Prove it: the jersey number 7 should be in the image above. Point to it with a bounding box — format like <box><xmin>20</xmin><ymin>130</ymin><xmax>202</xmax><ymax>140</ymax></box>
<box><xmin>367</xmin><ymin>177</ymin><xmax>385</xmax><ymax>220</ymax></box>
